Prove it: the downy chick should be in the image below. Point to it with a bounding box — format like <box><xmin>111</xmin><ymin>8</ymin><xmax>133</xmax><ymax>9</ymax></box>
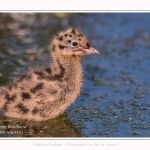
<box><xmin>0</xmin><ymin>28</ymin><xmax>99</xmax><ymax>121</ymax></box>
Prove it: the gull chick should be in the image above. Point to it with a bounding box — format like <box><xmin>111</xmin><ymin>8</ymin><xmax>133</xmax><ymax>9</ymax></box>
<box><xmin>0</xmin><ymin>28</ymin><xmax>99</xmax><ymax>121</ymax></box>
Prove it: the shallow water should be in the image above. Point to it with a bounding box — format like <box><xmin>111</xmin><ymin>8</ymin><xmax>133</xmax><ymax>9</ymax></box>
<box><xmin>0</xmin><ymin>13</ymin><xmax>150</xmax><ymax>137</ymax></box>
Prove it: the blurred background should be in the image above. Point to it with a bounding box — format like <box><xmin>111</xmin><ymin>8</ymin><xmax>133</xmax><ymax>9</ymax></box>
<box><xmin>0</xmin><ymin>13</ymin><xmax>150</xmax><ymax>137</ymax></box>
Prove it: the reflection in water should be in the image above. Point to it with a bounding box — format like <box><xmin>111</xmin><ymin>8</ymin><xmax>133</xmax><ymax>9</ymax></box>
<box><xmin>0</xmin><ymin>115</ymin><xmax>82</xmax><ymax>137</ymax></box>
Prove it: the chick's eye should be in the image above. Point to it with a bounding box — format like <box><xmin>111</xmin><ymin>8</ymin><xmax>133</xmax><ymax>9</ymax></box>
<box><xmin>72</xmin><ymin>42</ymin><xmax>78</xmax><ymax>46</ymax></box>
<box><xmin>86</xmin><ymin>42</ymin><xmax>90</xmax><ymax>48</ymax></box>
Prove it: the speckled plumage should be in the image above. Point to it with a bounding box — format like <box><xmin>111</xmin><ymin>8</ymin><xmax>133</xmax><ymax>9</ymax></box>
<box><xmin>0</xmin><ymin>28</ymin><xmax>99</xmax><ymax>121</ymax></box>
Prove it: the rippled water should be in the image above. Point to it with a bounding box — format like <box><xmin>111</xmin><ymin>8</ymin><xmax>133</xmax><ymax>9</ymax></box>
<box><xmin>0</xmin><ymin>13</ymin><xmax>150</xmax><ymax>137</ymax></box>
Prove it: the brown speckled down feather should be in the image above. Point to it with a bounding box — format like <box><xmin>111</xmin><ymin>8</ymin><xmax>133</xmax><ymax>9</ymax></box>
<box><xmin>0</xmin><ymin>28</ymin><xmax>99</xmax><ymax>121</ymax></box>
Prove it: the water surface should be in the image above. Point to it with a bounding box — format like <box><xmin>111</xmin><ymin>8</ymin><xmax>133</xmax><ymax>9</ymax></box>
<box><xmin>0</xmin><ymin>13</ymin><xmax>150</xmax><ymax>137</ymax></box>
